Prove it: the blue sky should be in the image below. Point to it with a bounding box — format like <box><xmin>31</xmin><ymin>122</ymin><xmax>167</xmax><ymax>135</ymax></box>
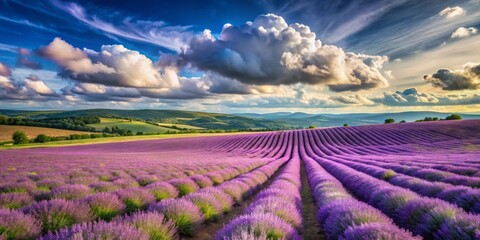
<box><xmin>0</xmin><ymin>0</ymin><xmax>479</xmax><ymax>113</ymax></box>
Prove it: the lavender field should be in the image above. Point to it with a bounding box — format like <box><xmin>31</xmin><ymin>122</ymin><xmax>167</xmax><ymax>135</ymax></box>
<box><xmin>1</xmin><ymin>120</ymin><xmax>480</xmax><ymax>240</ymax></box>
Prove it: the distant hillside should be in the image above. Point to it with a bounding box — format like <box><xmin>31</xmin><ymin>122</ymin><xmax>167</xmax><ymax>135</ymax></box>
<box><xmin>235</xmin><ymin>111</ymin><xmax>480</xmax><ymax>128</ymax></box>
<box><xmin>0</xmin><ymin>109</ymin><xmax>294</xmax><ymax>130</ymax></box>
<box><xmin>2</xmin><ymin>109</ymin><xmax>479</xmax><ymax>130</ymax></box>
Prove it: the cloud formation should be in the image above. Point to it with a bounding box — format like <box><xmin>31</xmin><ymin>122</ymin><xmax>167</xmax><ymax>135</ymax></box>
<box><xmin>439</xmin><ymin>6</ymin><xmax>465</xmax><ymax>19</ymax></box>
<box><xmin>16</xmin><ymin>48</ymin><xmax>42</xmax><ymax>70</ymax></box>
<box><xmin>38</xmin><ymin>37</ymin><xmax>179</xmax><ymax>88</ymax></box>
<box><xmin>0</xmin><ymin>62</ymin><xmax>12</xmax><ymax>76</ymax></box>
<box><xmin>178</xmin><ymin>14</ymin><xmax>389</xmax><ymax>92</ymax></box>
<box><xmin>373</xmin><ymin>88</ymin><xmax>480</xmax><ymax>106</ymax></box>
<box><xmin>424</xmin><ymin>63</ymin><xmax>480</xmax><ymax>90</ymax></box>
<box><xmin>451</xmin><ymin>27</ymin><xmax>478</xmax><ymax>38</ymax></box>
<box><xmin>55</xmin><ymin>2</ymin><xmax>191</xmax><ymax>52</ymax></box>
<box><xmin>0</xmin><ymin>74</ymin><xmax>57</xmax><ymax>100</ymax></box>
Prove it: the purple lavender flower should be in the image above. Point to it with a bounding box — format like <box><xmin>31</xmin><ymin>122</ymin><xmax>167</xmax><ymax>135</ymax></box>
<box><xmin>0</xmin><ymin>208</ymin><xmax>41</xmax><ymax>240</ymax></box>
<box><xmin>199</xmin><ymin>187</ymin><xmax>234</xmax><ymax>213</ymax></box>
<box><xmin>112</xmin><ymin>178</ymin><xmax>140</xmax><ymax>188</ymax></box>
<box><xmin>24</xmin><ymin>199</ymin><xmax>94</xmax><ymax>232</ymax></box>
<box><xmin>51</xmin><ymin>184</ymin><xmax>92</xmax><ymax>200</ymax></box>
<box><xmin>0</xmin><ymin>182</ymin><xmax>36</xmax><ymax>194</ymax></box>
<box><xmin>148</xmin><ymin>198</ymin><xmax>204</xmax><ymax>236</ymax></box>
<box><xmin>215</xmin><ymin>213</ymin><xmax>299</xmax><ymax>240</ymax></box>
<box><xmin>190</xmin><ymin>175</ymin><xmax>214</xmax><ymax>188</ymax></box>
<box><xmin>339</xmin><ymin>223</ymin><xmax>420</xmax><ymax>240</ymax></box>
<box><xmin>318</xmin><ymin>200</ymin><xmax>392</xmax><ymax>239</ymax></box>
<box><xmin>146</xmin><ymin>182</ymin><xmax>179</xmax><ymax>201</ymax></box>
<box><xmin>121</xmin><ymin>212</ymin><xmax>178</xmax><ymax>240</ymax></box>
<box><xmin>168</xmin><ymin>178</ymin><xmax>199</xmax><ymax>197</ymax></box>
<box><xmin>37</xmin><ymin>178</ymin><xmax>64</xmax><ymax>190</ymax></box>
<box><xmin>206</xmin><ymin>172</ymin><xmax>225</xmax><ymax>185</ymax></box>
<box><xmin>0</xmin><ymin>192</ymin><xmax>34</xmax><ymax>209</ymax></box>
<box><xmin>136</xmin><ymin>175</ymin><xmax>159</xmax><ymax>186</ymax></box>
<box><xmin>83</xmin><ymin>192</ymin><xmax>126</xmax><ymax>221</ymax></box>
<box><xmin>184</xmin><ymin>192</ymin><xmax>223</xmax><ymax>221</ymax></box>
<box><xmin>89</xmin><ymin>182</ymin><xmax>119</xmax><ymax>193</ymax></box>
<box><xmin>245</xmin><ymin>196</ymin><xmax>302</xmax><ymax>228</ymax></box>
<box><xmin>114</xmin><ymin>188</ymin><xmax>155</xmax><ymax>212</ymax></box>
<box><xmin>40</xmin><ymin>221</ymin><xmax>149</xmax><ymax>240</ymax></box>
<box><xmin>218</xmin><ymin>180</ymin><xmax>249</xmax><ymax>202</ymax></box>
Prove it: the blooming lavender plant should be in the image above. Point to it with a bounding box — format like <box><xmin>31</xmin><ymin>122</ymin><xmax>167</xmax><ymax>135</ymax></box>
<box><xmin>215</xmin><ymin>213</ymin><xmax>299</xmax><ymax>240</ymax></box>
<box><xmin>190</xmin><ymin>175</ymin><xmax>214</xmax><ymax>188</ymax></box>
<box><xmin>121</xmin><ymin>212</ymin><xmax>178</xmax><ymax>240</ymax></box>
<box><xmin>168</xmin><ymin>179</ymin><xmax>199</xmax><ymax>197</ymax></box>
<box><xmin>0</xmin><ymin>193</ymin><xmax>34</xmax><ymax>209</ymax></box>
<box><xmin>184</xmin><ymin>192</ymin><xmax>223</xmax><ymax>221</ymax></box>
<box><xmin>40</xmin><ymin>221</ymin><xmax>149</xmax><ymax>240</ymax></box>
<box><xmin>0</xmin><ymin>208</ymin><xmax>41</xmax><ymax>240</ymax></box>
<box><xmin>149</xmin><ymin>199</ymin><xmax>204</xmax><ymax>236</ymax></box>
<box><xmin>114</xmin><ymin>188</ymin><xmax>155</xmax><ymax>212</ymax></box>
<box><xmin>83</xmin><ymin>192</ymin><xmax>126</xmax><ymax>220</ymax></box>
<box><xmin>146</xmin><ymin>182</ymin><xmax>179</xmax><ymax>201</ymax></box>
<box><xmin>23</xmin><ymin>199</ymin><xmax>94</xmax><ymax>232</ymax></box>
<box><xmin>51</xmin><ymin>184</ymin><xmax>92</xmax><ymax>200</ymax></box>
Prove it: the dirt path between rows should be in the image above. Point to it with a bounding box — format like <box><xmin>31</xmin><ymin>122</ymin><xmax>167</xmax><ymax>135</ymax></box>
<box><xmin>188</xmin><ymin>161</ymin><xmax>288</xmax><ymax>240</ymax></box>
<box><xmin>300</xmin><ymin>160</ymin><xmax>325</xmax><ymax>240</ymax></box>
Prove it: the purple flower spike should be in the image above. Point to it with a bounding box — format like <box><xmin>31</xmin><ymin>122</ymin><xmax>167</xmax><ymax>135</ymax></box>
<box><xmin>83</xmin><ymin>192</ymin><xmax>126</xmax><ymax>221</ymax></box>
<box><xmin>168</xmin><ymin>178</ymin><xmax>199</xmax><ymax>196</ymax></box>
<box><xmin>190</xmin><ymin>175</ymin><xmax>214</xmax><ymax>188</ymax></box>
<box><xmin>121</xmin><ymin>212</ymin><xmax>178</xmax><ymax>240</ymax></box>
<box><xmin>0</xmin><ymin>208</ymin><xmax>41</xmax><ymax>240</ymax></box>
<box><xmin>148</xmin><ymin>198</ymin><xmax>204</xmax><ymax>236</ymax></box>
<box><xmin>51</xmin><ymin>184</ymin><xmax>92</xmax><ymax>200</ymax></box>
<box><xmin>339</xmin><ymin>223</ymin><xmax>421</xmax><ymax>240</ymax></box>
<box><xmin>215</xmin><ymin>213</ymin><xmax>299</xmax><ymax>240</ymax></box>
<box><xmin>40</xmin><ymin>221</ymin><xmax>149</xmax><ymax>240</ymax></box>
<box><xmin>245</xmin><ymin>196</ymin><xmax>302</xmax><ymax>228</ymax></box>
<box><xmin>0</xmin><ymin>192</ymin><xmax>34</xmax><ymax>209</ymax></box>
<box><xmin>146</xmin><ymin>182</ymin><xmax>179</xmax><ymax>201</ymax></box>
<box><xmin>184</xmin><ymin>192</ymin><xmax>223</xmax><ymax>221</ymax></box>
<box><xmin>24</xmin><ymin>199</ymin><xmax>94</xmax><ymax>232</ymax></box>
<box><xmin>114</xmin><ymin>188</ymin><xmax>155</xmax><ymax>212</ymax></box>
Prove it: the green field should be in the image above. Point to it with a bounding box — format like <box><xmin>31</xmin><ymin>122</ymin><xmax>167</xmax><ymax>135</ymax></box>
<box><xmin>157</xmin><ymin>123</ymin><xmax>205</xmax><ymax>130</ymax></box>
<box><xmin>88</xmin><ymin>118</ymin><xmax>178</xmax><ymax>133</ymax></box>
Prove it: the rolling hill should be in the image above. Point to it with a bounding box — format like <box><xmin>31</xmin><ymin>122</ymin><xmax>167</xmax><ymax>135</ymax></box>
<box><xmin>1</xmin><ymin>109</ymin><xmax>479</xmax><ymax>131</ymax></box>
<box><xmin>0</xmin><ymin>109</ymin><xmax>294</xmax><ymax>130</ymax></box>
<box><xmin>0</xmin><ymin>125</ymin><xmax>93</xmax><ymax>141</ymax></box>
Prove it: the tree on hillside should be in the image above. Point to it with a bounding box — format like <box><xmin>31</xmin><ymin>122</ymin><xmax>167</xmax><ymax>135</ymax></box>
<box><xmin>12</xmin><ymin>131</ymin><xmax>29</xmax><ymax>144</ymax></box>
<box><xmin>34</xmin><ymin>134</ymin><xmax>50</xmax><ymax>143</ymax></box>
<box><xmin>308</xmin><ymin>125</ymin><xmax>316</xmax><ymax>129</ymax></box>
<box><xmin>400</xmin><ymin>120</ymin><xmax>406</xmax><ymax>123</ymax></box>
<box><xmin>343</xmin><ymin>123</ymin><xmax>349</xmax><ymax>127</ymax></box>
<box><xmin>384</xmin><ymin>118</ymin><xmax>395</xmax><ymax>124</ymax></box>
<box><xmin>445</xmin><ymin>114</ymin><xmax>462</xmax><ymax>120</ymax></box>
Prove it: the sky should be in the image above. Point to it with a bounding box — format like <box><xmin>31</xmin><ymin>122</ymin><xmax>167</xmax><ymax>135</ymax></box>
<box><xmin>0</xmin><ymin>0</ymin><xmax>479</xmax><ymax>114</ymax></box>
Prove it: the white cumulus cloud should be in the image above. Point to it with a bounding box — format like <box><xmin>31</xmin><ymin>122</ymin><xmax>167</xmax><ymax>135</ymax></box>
<box><xmin>439</xmin><ymin>6</ymin><xmax>465</xmax><ymax>19</ymax></box>
<box><xmin>451</xmin><ymin>27</ymin><xmax>478</xmax><ymax>38</ymax></box>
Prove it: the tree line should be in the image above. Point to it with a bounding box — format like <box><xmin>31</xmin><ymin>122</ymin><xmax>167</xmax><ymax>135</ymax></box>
<box><xmin>0</xmin><ymin>115</ymin><xmax>99</xmax><ymax>132</ymax></box>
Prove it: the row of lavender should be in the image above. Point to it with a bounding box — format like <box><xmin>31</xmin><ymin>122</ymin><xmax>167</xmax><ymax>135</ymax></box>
<box><xmin>216</xmin><ymin>121</ymin><xmax>480</xmax><ymax>239</ymax></box>
<box><xmin>300</xmin><ymin>132</ymin><xmax>419</xmax><ymax>239</ymax></box>
<box><xmin>297</xmin><ymin>129</ymin><xmax>480</xmax><ymax>239</ymax></box>
<box><xmin>0</xmin><ymin>156</ymin><xmax>268</xmax><ymax>208</ymax></box>
<box><xmin>216</xmin><ymin>131</ymin><xmax>303</xmax><ymax>239</ymax></box>
<box><xmin>39</xmin><ymin>158</ymin><xmax>287</xmax><ymax>239</ymax></box>
<box><xmin>0</xmin><ymin>156</ymin><xmax>282</xmax><ymax>239</ymax></box>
